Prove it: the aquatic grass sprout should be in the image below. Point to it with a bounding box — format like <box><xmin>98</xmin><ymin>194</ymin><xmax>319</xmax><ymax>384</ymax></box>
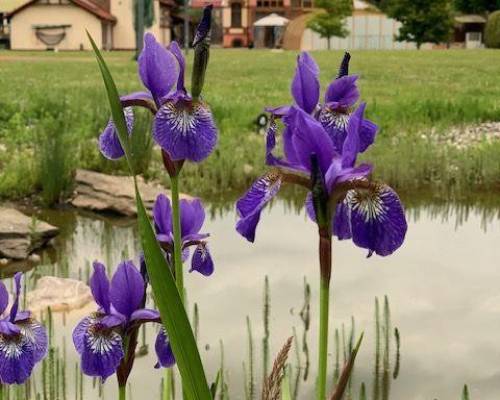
<box><xmin>235</xmin><ymin>52</ymin><xmax>407</xmax><ymax>400</ymax></box>
<box><xmin>0</xmin><ymin>273</ymin><xmax>48</xmax><ymax>384</ymax></box>
<box><xmin>153</xmin><ymin>194</ymin><xmax>215</xmax><ymax>276</ymax></box>
<box><xmin>98</xmin><ymin>10</ymin><xmax>218</xmax><ymax>164</ymax></box>
<box><xmin>72</xmin><ymin>260</ymin><xmax>175</xmax><ymax>384</ymax></box>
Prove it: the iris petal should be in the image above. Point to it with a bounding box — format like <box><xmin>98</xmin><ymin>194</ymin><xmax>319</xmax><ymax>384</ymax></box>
<box><xmin>168</xmin><ymin>41</ymin><xmax>186</xmax><ymax>93</ymax></box>
<box><xmin>348</xmin><ymin>185</ymin><xmax>407</xmax><ymax>257</ymax></box>
<box><xmin>153</xmin><ymin>98</ymin><xmax>218</xmax><ymax>162</ymax></box>
<box><xmin>90</xmin><ymin>261</ymin><xmax>111</xmax><ymax>314</ymax></box>
<box><xmin>332</xmin><ymin>202</ymin><xmax>353</xmax><ymax>240</ymax></box>
<box><xmin>342</xmin><ymin>103</ymin><xmax>365</xmax><ymax>168</ymax></box>
<box><xmin>110</xmin><ymin>261</ymin><xmax>145</xmax><ymax>319</ymax></box>
<box><xmin>324</xmin><ymin>75</ymin><xmax>359</xmax><ymax>108</ymax></box>
<box><xmin>359</xmin><ymin>117</ymin><xmax>378</xmax><ymax>153</ymax></box>
<box><xmin>236</xmin><ymin>171</ymin><xmax>282</xmax><ymax>242</ymax></box>
<box><xmin>81</xmin><ymin>326</ymin><xmax>124</xmax><ymax>380</ymax></box>
<box><xmin>130</xmin><ymin>308</ymin><xmax>160</xmax><ymax>323</ymax></box>
<box><xmin>0</xmin><ymin>333</ymin><xmax>35</xmax><ymax>384</ymax></box>
<box><xmin>190</xmin><ymin>244</ymin><xmax>214</xmax><ymax>276</ymax></box>
<box><xmin>9</xmin><ymin>272</ymin><xmax>21</xmax><ymax>323</ymax></box>
<box><xmin>155</xmin><ymin>327</ymin><xmax>175</xmax><ymax>368</ymax></box>
<box><xmin>318</xmin><ymin>106</ymin><xmax>350</xmax><ymax>153</ymax></box>
<box><xmin>138</xmin><ymin>33</ymin><xmax>179</xmax><ymax>104</ymax></box>
<box><xmin>153</xmin><ymin>194</ymin><xmax>173</xmax><ymax>240</ymax></box>
<box><xmin>291</xmin><ymin>52</ymin><xmax>320</xmax><ymax>114</ymax></box>
<box><xmin>0</xmin><ymin>320</ymin><xmax>20</xmax><ymax>336</ymax></box>
<box><xmin>289</xmin><ymin>107</ymin><xmax>336</xmax><ymax>175</ymax></box>
<box><xmin>180</xmin><ymin>198</ymin><xmax>205</xmax><ymax>239</ymax></box>
<box><xmin>99</xmin><ymin>107</ymin><xmax>134</xmax><ymax>160</ymax></box>
<box><xmin>73</xmin><ymin>316</ymin><xmax>94</xmax><ymax>355</ymax></box>
<box><xmin>18</xmin><ymin>320</ymin><xmax>48</xmax><ymax>363</ymax></box>
<box><xmin>265</xmin><ymin>117</ymin><xmax>278</xmax><ymax>165</ymax></box>
<box><xmin>0</xmin><ymin>282</ymin><xmax>8</xmax><ymax>316</ymax></box>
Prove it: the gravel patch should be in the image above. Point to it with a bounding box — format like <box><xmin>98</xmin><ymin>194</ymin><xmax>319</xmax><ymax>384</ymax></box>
<box><xmin>422</xmin><ymin>122</ymin><xmax>500</xmax><ymax>150</ymax></box>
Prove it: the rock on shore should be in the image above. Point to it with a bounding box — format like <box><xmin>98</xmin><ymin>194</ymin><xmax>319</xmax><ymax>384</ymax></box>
<box><xmin>0</xmin><ymin>207</ymin><xmax>59</xmax><ymax>260</ymax></box>
<box><xmin>70</xmin><ymin>169</ymin><xmax>190</xmax><ymax>216</ymax></box>
<box><xmin>27</xmin><ymin>276</ymin><xmax>93</xmax><ymax>312</ymax></box>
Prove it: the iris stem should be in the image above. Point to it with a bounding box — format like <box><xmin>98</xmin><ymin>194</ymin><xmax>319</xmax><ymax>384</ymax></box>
<box><xmin>317</xmin><ymin>231</ymin><xmax>332</xmax><ymax>400</ymax></box>
<box><xmin>119</xmin><ymin>385</ymin><xmax>126</xmax><ymax>400</ymax></box>
<box><xmin>170</xmin><ymin>174</ymin><xmax>184</xmax><ymax>301</ymax></box>
<box><xmin>163</xmin><ymin>369</ymin><xmax>173</xmax><ymax>400</ymax></box>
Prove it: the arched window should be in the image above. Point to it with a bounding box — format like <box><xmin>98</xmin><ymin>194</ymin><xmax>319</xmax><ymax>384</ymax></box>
<box><xmin>231</xmin><ymin>2</ymin><xmax>242</xmax><ymax>28</ymax></box>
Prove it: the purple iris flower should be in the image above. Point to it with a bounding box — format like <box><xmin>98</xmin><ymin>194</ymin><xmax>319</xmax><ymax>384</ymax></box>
<box><xmin>98</xmin><ymin>10</ymin><xmax>218</xmax><ymax>163</ymax></box>
<box><xmin>72</xmin><ymin>260</ymin><xmax>174</xmax><ymax>380</ymax></box>
<box><xmin>0</xmin><ymin>273</ymin><xmax>48</xmax><ymax>384</ymax></box>
<box><xmin>267</xmin><ymin>51</ymin><xmax>377</xmax><ymax>155</ymax></box>
<box><xmin>236</xmin><ymin>53</ymin><xmax>407</xmax><ymax>257</ymax></box>
<box><xmin>153</xmin><ymin>194</ymin><xmax>214</xmax><ymax>277</ymax></box>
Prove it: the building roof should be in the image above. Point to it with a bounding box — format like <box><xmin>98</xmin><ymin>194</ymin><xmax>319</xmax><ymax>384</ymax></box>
<box><xmin>0</xmin><ymin>0</ymin><xmax>27</xmax><ymax>13</ymax></box>
<box><xmin>254</xmin><ymin>13</ymin><xmax>289</xmax><ymax>27</ymax></box>
<box><xmin>8</xmin><ymin>0</ymin><xmax>116</xmax><ymax>21</ymax></box>
<box><xmin>455</xmin><ymin>14</ymin><xmax>487</xmax><ymax>24</ymax></box>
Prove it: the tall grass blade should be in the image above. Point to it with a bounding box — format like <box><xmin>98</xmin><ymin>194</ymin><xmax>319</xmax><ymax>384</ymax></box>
<box><xmin>262</xmin><ymin>276</ymin><xmax>270</xmax><ymax>382</ymax></box>
<box><xmin>462</xmin><ymin>384</ymin><xmax>470</xmax><ymax>400</ymax></box>
<box><xmin>246</xmin><ymin>316</ymin><xmax>255</xmax><ymax>400</ymax></box>
<box><xmin>392</xmin><ymin>328</ymin><xmax>400</xmax><ymax>380</ymax></box>
<box><xmin>281</xmin><ymin>367</ymin><xmax>292</xmax><ymax>400</ymax></box>
<box><xmin>329</xmin><ymin>333</ymin><xmax>364</xmax><ymax>400</ymax></box>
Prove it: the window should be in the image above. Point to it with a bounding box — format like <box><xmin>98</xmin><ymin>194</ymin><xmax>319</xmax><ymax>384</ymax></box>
<box><xmin>231</xmin><ymin>2</ymin><xmax>242</xmax><ymax>28</ymax></box>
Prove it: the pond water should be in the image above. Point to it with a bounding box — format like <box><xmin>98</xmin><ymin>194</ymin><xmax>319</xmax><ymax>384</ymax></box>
<box><xmin>4</xmin><ymin>198</ymin><xmax>500</xmax><ymax>400</ymax></box>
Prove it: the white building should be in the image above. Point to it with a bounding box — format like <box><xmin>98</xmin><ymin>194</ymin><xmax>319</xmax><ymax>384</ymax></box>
<box><xmin>7</xmin><ymin>0</ymin><xmax>174</xmax><ymax>50</ymax></box>
<box><xmin>284</xmin><ymin>0</ymin><xmax>418</xmax><ymax>50</ymax></box>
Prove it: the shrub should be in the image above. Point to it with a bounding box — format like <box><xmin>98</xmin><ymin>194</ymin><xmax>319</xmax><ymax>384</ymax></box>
<box><xmin>485</xmin><ymin>10</ymin><xmax>500</xmax><ymax>48</ymax></box>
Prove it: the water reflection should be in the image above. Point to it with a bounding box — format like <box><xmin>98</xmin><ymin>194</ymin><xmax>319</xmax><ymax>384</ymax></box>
<box><xmin>2</xmin><ymin>196</ymin><xmax>500</xmax><ymax>399</ymax></box>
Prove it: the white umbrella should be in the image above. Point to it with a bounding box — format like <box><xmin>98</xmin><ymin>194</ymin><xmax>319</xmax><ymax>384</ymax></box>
<box><xmin>253</xmin><ymin>13</ymin><xmax>289</xmax><ymax>27</ymax></box>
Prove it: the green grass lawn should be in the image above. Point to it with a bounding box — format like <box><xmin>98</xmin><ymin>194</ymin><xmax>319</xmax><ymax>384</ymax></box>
<box><xmin>1</xmin><ymin>49</ymin><xmax>500</xmax><ymax>203</ymax></box>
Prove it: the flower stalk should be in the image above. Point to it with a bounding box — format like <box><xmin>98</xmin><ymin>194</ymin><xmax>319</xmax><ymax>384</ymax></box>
<box><xmin>311</xmin><ymin>153</ymin><xmax>333</xmax><ymax>400</ymax></box>
<box><xmin>317</xmin><ymin>228</ymin><xmax>332</xmax><ymax>400</ymax></box>
<box><xmin>119</xmin><ymin>385</ymin><xmax>126</xmax><ymax>400</ymax></box>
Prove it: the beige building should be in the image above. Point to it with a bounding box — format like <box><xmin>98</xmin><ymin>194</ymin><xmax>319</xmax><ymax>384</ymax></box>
<box><xmin>8</xmin><ymin>0</ymin><xmax>174</xmax><ymax>50</ymax></box>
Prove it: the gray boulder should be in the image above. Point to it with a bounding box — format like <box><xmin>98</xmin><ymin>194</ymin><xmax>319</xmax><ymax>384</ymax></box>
<box><xmin>0</xmin><ymin>208</ymin><xmax>59</xmax><ymax>260</ymax></box>
<box><xmin>70</xmin><ymin>169</ymin><xmax>189</xmax><ymax>216</ymax></box>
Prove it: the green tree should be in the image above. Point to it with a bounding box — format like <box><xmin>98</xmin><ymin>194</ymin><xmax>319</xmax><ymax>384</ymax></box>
<box><xmin>454</xmin><ymin>0</ymin><xmax>500</xmax><ymax>14</ymax></box>
<box><xmin>485</xmin><ymin>10</ymin><xmax>500</xmax><ymax>47</ymax></box>
<box><xmin>385</xmin><ymin>0</ymin><xmax>454</xmax><ymax>49</ymax></box>
<box><xmin>307</xmin><ymin>0</ymin><xmax>352</xmax><ymax>50</ymax></box>
<box><xmin>365</xmin><ymin>0</ymin><xmax>390</xmax><ymax>11</ymax></box>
